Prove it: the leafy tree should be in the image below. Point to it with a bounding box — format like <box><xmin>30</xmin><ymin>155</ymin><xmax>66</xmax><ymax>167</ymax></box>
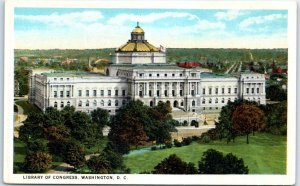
<box><xmin>14</xmin><ymin>67</ymin><xmax>29</xmax><ymax>96</ymax></box>
<box><xmin>23</xmin><ymin>152</ymin><xmax>52</xmax><ymax>173</ymax></box>
<box><xmin>198</xmin><ymin>149</ymin><xmax>248</xmax><ymax>174</ymax></box>
<box><xmin>63</xmin><ymin>141</ymin><xmax>86</xmax><ymax>169</ymax></box>
<box><xmin>43</xmin><ymin>125</ymin><xmax>71</xmax><ymax>142</ymax></box>
<box><xmin>263</xmin><ymin>101</ymin><xmax>287</xmax><ymax>135</ymax></box>
<box><xmin>26</xmin><ymin>139</ymin><xmax>48</xmax><ymax>153</ymax></box>
<box><xmin>43</xmin><ymin>107</ymin><xmax>63</xmax><ymax>127</ymax></box>
<box><xmin>87</xmin><ymin>155</ymin><xmax>112</xmax><ymax>174</ymax></box>
<box><xmin>231</xmin><ymin>103</ymin><xmax>265</xmax><ymax>144</ymax></box>
<box><xmin>152</xmin><ymin>154</ymin><xmax>197</xmax><ymax>174</ymax></box>
<box><xmin>19</xmin><ymin>112</ymin><xmax>44</xmax><ymax>142</ymax></box>
<box><xmin>102</xmin><ymin>149</ymin><xmax>124</xmax><ymax>170</ymax></box>
<box><xmin>266</xmin><ymin>84</ymin><xmax>287</xmax><ymax>101</ymax></box>
<box><xmin>110</xmin><ymin>115</ymin><xmax>148</xmax><ymax>151</ymax></box>
<box><xmin>91</xmin><ymin>108</ymin><xmax>110</xmax><ymax>128</ymax></box>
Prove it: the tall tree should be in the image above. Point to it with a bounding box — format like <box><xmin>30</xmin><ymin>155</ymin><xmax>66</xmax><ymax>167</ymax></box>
<box><xmin>231</xmin><ymin>103</ymin><xmax>265</xmax><ymax>144</ymax></box>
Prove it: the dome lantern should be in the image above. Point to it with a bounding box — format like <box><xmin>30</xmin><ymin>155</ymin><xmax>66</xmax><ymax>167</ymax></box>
<box><xmin>131</xmin><ymin>22</ymin><xmax>145</xmax><ymax>42</ymax></box>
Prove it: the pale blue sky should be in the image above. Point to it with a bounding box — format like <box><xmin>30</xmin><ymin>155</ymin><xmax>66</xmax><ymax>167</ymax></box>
<box><xmin>14</xmin><ymin>8</ymin><xmax>288</xmax><ymax>49</ymax></box>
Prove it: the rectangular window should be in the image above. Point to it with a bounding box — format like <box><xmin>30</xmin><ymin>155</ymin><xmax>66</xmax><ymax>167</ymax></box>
<box><xmin>101</xmin><ymin>90</ymin><xmax>104</xmax><ymax>96</ymax></box>
<box><xmin>157</xmin><ymin>74</ymin><xmax>160</xmax><ymax>77</ymax></box>
<box><xmin>149</xmin><ymin>74</ymin><xmax>152</xmax><ymax>77</ymax></box>
<box><xmin>93</xmin><ymin>90</ymin><xmax>97</xmax><ymax>97</ymax></box>
<box><xmin>228</xmin><ymin>88</ymin><xmax>231</xmax><ymax>94</ymax></box>
<box><xmin>257</xmin><ymin>88</ymin><xmax>259</xmax><ymax>94</ymax></box>
<box><xmin>157</xmin><ymin>90</ymin><xmax>160</xmax><ymax>97</ymax></box>
<box><xmin>66</xmin><ymin>91</ymin><xmax>70</xmax><ymax>97</ymax></box>
<box><xmin>202</xmin><ymin>88</ymin><xmax>205</xmax><ymax>95</ymax></box>
<box><xmin>115</xmin><ymin>90</ymin><xmax>118</xmax><ymax>96</ymax></box>
<box><xmin>165</xmin><ymin>74</ymin><xmax>167</xmax><ymax>77</ymax></box>
<box><xmin>234</xmin><ymin>88</ymin><xmax>237</xmax><ymax>94</ymax></box>
<box><xmin>172</xmin><ymin>90</ymin><xmax>175</xmax><ymax>96</ymax></box>
<box><xmin>222</xmin><ymin>88</ymin><xmax>225</xmax><ymax>94</ymax></box>
<box><xmin>149</xmin><ymin>90</ymin><xmax>152</xmax><ymax>97</ymax></box>
<box><xmin>139</xmin><ymin>91</ymin><xmax>143</xmax><ymax>97</ymax></box>
<box><xmin>215</xmin><ymin>88</ymin><xmax>218</xmax><ymax>95</ymax></box>
<box><xmin>252</xmin><ymin>88</ymin><xmax>254</xmax><ymax>94</ymax></box>
<box><xmin>60</xmin><ymin>91</ymin><xmax>63</xmax><ymax>97</ymax></box>
<box><xmin>164</xmin><ymin>90</ymin><xmax>168</xmax><ymax>96</ymax></box>
<box><xmin>122</xmin><ymin>90</ymin><xmax>126</xmax><ymax>96</ymax></box>
<box><xmin>180</xmin><ymin>90</ymin><xmax>183</xmax><ymax>96</ymax></box>
<box><xmin>86</xmin><ymin>90</ymin><xmax>89</xmax><ymax>97</ymax></box>
<box><xmin>246</xmin><ymin>88</ymin><xmax>249</xmax><ymax>94</ymax></box>
<box><xmin>191</xmin><ymin>90</ymin><xmax>195</xmax><ymax>96</ymax></box>
<box><xmin>78</xmin><ymin>90</ymin><xmax>82</xmax><ymax>97</ymax></box>
<box><xmin>209</xmin><ymin>88</ymin><xmax>212</xmax><ymax>95</ymax></box>
<box><xmin>54</xmin><ymin>91</ymin><xmax>57</xmax><ymax>97</ymax></box>
<box><xmin>108</xmin><ymin>90</ymin><xmax>111</xmax><ymax>96</ymax></box>
<box><xmin>172</xmin><ymin>74</ymin><xmax>175</xmax><ymax>77</ymax></box>
<box><xmin>180</xmin><ymin>74</ymin><xmax>183</xmax><ymax>77</ymax></box>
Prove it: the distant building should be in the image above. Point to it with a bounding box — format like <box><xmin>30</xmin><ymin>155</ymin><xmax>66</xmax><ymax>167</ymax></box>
<box><xmin>29</xmin><ymin>24</ymin><xmax>266</xmax><ymax>116</ymax></box>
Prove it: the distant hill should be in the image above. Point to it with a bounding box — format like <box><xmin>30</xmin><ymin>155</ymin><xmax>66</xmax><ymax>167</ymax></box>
<box><xmin>15</xmin><ymin>48</ymin><xmax>288</xmax><ymax>64</ymax></box>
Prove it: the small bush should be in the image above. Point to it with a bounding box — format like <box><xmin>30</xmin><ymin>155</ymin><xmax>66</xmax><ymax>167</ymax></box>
<box><xmin>23</xmin><ymin>152</ymin><xmax>52</xmax><ymax>173</ymax></box>
<box><xmin>200</xmin><ymin>134</ymin><xmax>211</xmax><ymax>143</ymax></box>
<box><xmin>165</xmin><ymin>142</ymin><xmax>173</xmax><ymax>148</ymax></box>
<box><xmin>182</xmin><ymin>137</ymin><xmax>193</xmax><ymax>146</ymax></box>
<box><xmin>182</xmin><ymin>120</ymin><xmax>188</xmax><ymax>126</ymax></box>
<box><xmin>151</xmin><ymin>146</ymin><xmax>157</xmax><ymax>151</ymax></box>
<box><xmin>192</xmin><ymin>136</ymin><xmax>201</xmax><ymax>141</ymax></box>
<box><xmin>173</xmin><ymin>139</ymin><xmax>182</xmax><ymax>147</ymax></box>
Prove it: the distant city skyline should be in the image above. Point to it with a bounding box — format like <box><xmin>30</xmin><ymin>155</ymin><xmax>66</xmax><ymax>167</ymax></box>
<box><xmin>14</xmin><ymin>8</ymin><xmax>288</xmax><ymax>49</ymax></box>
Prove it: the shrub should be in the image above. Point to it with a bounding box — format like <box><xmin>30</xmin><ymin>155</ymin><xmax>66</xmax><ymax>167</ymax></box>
<box><xmin>191</xmin><ymin>136</ymin><xmax>201</xmax><ymax>141</ymax></box>
<box><xmin>182</xmin><ymin>120</ymin><xmax>188</xmax><ymax>126</ymax></box>
<box><xmin>182</xmin><ymin>137</ymin><xmax>193</xmax><ymax>146</ymax></box>
<box><xmin>87</xmin><ymin>155</ymin><xmax>112</xmax><ymax>174</ymax></box>
<box><xmin>23</xmin><ymin>152</ymin><xmax>52</xmax><ymax>173</ymax></box>
<box><xmin>200</xmin><ymin>134</ymin><xmax>211</xmax><ymax>143</ymax></box>
<box><xmin>173</xmin><ymin>139</ymin><xmax>182</xmax><ymax>147</ymax></box>
<box><xmin>151</xmin><ymin>146</ymin><xmax>157</xmax><ymax>151</ymax></box>
<box><xmin>27</xmin><ymin>139</ymin><xmax>48</xmax><ymax>153</ymax></box>
<box><xmin>165</xmin><ymin>142</ymin><xmax>173</xmax><ymax>148</ymax></box>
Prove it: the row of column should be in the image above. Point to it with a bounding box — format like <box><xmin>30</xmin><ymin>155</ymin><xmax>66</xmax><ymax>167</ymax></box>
<box><xmin>135</xmin><ymin>81</ymin><xmax>200</xmax><ymax>97</ymax></box>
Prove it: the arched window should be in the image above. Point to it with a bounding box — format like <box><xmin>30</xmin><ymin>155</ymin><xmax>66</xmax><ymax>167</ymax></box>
<box><xmin>78</xmin><ymin>101</ymin><xmax>82</xmax><ymax>107</ymax></box>
<box><xmin>181</xmin><ymin>101</ymin><xmax>184</xmax><ymax>106</ymax></box>
<box><xmin>150</xmin><ymin>101</ymin><xmax>154</xmax><ymax>107</ymax></box>
<box><xmin>115</xmin><ymin>100</ymin><xmax>119</xmax><ymax>106</ymax></box>
<box><xmin>100</xmin><ymin>100</ymin><xmax>104</xmax><ymax>106</ymax></box>
<box><xmin>86</xmin><ymin>100</ymin><xmax>89</xmax><ymax>107</ymax></box>
<box><xmin>108</xmin><ymin>100</ymin><xmax>111</xmax><ymax>106</ymax></box>
<box><xmin>67</xmin><ymin>101</ymin><xmax>70</xmax><ymax>106</ymax></box>
<box><xmin>202</xmin><ymin>99</ymin><xmax>205</xmax><ymax>104</ymax></box>
<box><xmin>60</xmin><ymin>101</ymin><xmax>64</xmax><ymax>108</ymax></box>
<box><xmin>54</xmin><ymin>101</ymin><xmax>57</xmax><ymax>108</ymax></box>
<box><xmin>93</xmin><ymin>100</ymin><xmax>97</xmax><ymax>106</ymax></box>
<box><xmin>192</xmin><ymin>100</ymin><xmax>195</xmax><ymax>106</ymax></box>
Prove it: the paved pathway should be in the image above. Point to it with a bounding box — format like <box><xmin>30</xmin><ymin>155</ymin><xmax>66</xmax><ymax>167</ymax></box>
<box><xmin>14</xmin><ymin>103</ymin><xmax>28</xmax><ymax>137</ymax></box>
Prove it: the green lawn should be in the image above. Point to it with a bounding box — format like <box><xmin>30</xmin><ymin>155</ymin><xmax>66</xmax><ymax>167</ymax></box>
<box><xmin>124</xmin><ymin>133</ymin><xmax>286</xmax><ymax>174</ymax></box>
<box><xmin>15</xmin><ymin>100</ymin><xmax>41</xmax><ymax>115</ymax></box>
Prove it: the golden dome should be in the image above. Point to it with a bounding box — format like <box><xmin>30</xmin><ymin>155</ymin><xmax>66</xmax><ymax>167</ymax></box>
<box><xmin>132</xmin><ymin>26</ymin><xmax>144</xmax><ymax>34</ymax></box>
<box><xmin>117</xmin><ymin>42</ymin><xmax>159</xmax><ymax>52</ymax></box>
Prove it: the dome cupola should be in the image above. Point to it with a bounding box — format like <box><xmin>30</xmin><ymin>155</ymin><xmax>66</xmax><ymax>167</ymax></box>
<box><xmin>131</xmin><ymin>22</ymin><xmax>145</xmax><ymax>42</ymax></box>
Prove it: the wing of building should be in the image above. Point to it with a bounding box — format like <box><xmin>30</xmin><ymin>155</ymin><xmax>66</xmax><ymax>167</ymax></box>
<box><xmin>29</xmin><ymin>24</ymin><xmax>266</xmax><ymax>116</ymax></box>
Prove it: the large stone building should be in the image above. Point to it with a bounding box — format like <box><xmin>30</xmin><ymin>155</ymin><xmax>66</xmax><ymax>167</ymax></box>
<box><xmin>29</xmin><ymin>24</ymin><xmax>266</xmax><ymax>117</ymax></box>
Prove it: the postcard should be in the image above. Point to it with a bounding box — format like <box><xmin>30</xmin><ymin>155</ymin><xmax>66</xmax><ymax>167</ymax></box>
<box><xmin>3</xmin><ymin>0</ymin><xmax>297</xmax><ymax>184</ymax></box>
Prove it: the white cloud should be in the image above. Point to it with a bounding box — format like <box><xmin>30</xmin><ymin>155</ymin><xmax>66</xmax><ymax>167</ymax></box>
<box><xmin>215</xmin><ymin>10</ymin><xmax>246</xmax><ymax>21</ymax></box>
<box><xmin>15</xmin><ymin>11</ymin><xmax>104</xmax><ymax>27</ymax></box>
<box><xmin>239</xmin><ymin>14</ymin><xmax>287</xmax><ymax>29</ymax></box>
<box><xmin>107</xmin><ymin>12</ymin><xmax>199</xmax><ymax>25</ymax></box>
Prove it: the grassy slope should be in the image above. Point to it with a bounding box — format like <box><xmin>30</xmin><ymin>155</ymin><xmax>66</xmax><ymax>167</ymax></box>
<box><xmin>15</xmin><ymin>100</ymin><xmax>41</xmax><ymax>115</ymax></box>
<box><xmin>124</xmin><ymin>133</ymin><xmax>286</xmax><ymax>174</ymax></box>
